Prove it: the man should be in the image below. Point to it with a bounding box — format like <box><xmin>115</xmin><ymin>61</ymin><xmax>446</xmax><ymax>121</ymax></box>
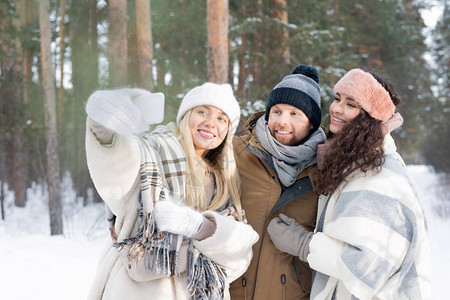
<box><xmin>230</xmin><ymin>65</ymin><xmax>326</xmax><ymax>299</ymax></box>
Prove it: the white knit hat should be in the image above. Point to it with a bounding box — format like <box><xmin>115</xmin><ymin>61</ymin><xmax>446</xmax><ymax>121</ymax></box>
<box><xmin>176</xmin><ymin>82</ymin><xmax>241</xmax><ymax>136</ymax></box>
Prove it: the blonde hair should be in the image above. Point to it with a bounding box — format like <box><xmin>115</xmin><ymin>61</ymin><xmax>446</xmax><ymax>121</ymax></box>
<box><xmin>176</xmin><ymin>110</ymin><xmax>242</xmax><ymax>220</ymax></box>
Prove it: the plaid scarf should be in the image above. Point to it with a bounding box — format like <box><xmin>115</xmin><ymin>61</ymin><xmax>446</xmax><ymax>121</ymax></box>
<box><xmin>113</xmin><ymin>124</ymin><xmax>226</xmax><ymax>299</ymax></box>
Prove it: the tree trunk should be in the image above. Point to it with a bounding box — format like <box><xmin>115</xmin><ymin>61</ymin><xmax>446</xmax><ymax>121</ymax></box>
<box><xmin>236</xmin><ymin>2</ymin><xmax>248</xmax><ymax>101</ymax></box>
<box><xmin>272</xmin><ymin>0</ymin><xmax>290</xmax><ymax>65</ymax></box>
<box><xmin>10</xmin><ymin>0</ymin><xmax>27</xmax><ymax>207</ymax></box>
<box><xmin>250</xmin><ymin>0</ymin><xmax>263</xmax><ymax>89</ymax></box>
<box><xmin>39</xmin><ymin>0</ymin><xmax>63</xmax><ymax>235</ymax></box>
<box><xmin>10</xmin><ymin>66</ymin><xmax>26</xmax><ymax>208</ymax></box>
<box><xmin>11</xmin><ymin>126</ymin><xmax>26</xmax><ymax>207</ymax></box>
<box><xmin>108</xmin><ymin>0</ymin><xmax>128</xmax><ymax>86</ymax></box>
<box><xmin>136</xmin><ymin>0</ymin><xmax>154</xmax><ymax>90</ymax></box>
<box><xmin>88</xmin><ymin>0</ymin><xmax>99</xmax><ymax>93</ymax></box>
<box><xmin>127</xmin><ymin>1</ymin><xmax>139</xmax><ymax>87</ymax></box>
<box><xmin>207</xmin><ymin>0</ymin><xmax>229</xmax><ymax>83</ymax></box>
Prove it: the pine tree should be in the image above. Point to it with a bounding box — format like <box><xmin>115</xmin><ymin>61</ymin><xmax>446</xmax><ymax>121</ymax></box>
<box><xmin>108</xmin><ymin>0</ymin><xmax>128</xmax><ymax>86</ymax></box>
<box><xmin>207</xmin><ymin>0</ymin><xmax>229</xmax><ymax>83</ymax></box>
<box><xmin>423</xmin><ymin>2</ymin><xmax>450</xmax><ymax>173</ymax></box>
<box><xmin>39</xmin><ymin>0</ymin><xmax>63</xmax><ymax>235</ymax></box>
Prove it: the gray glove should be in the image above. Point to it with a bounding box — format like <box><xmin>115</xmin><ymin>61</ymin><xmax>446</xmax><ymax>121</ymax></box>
<box><xmin>267</xmin><ymin>213</ymin><xmax>313</xmax><ymax>262</ymax></box>
<box><xmin>85</xmin><ymin>88</ymin><xmax>150</xmax><ymax>135</ymax></box>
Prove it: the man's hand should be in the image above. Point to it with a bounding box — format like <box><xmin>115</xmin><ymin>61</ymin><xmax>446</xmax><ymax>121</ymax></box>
<box><xmin>267</xmin><ymin>213</ymin><xmax>313</xmax><ymax>262</ymax></box>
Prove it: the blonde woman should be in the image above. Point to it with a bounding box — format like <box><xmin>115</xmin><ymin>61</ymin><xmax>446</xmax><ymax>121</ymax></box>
<box><xmin>85</xmin><ymin>83</ymin><xmax>258</xmax><ymax>300</ymax></box>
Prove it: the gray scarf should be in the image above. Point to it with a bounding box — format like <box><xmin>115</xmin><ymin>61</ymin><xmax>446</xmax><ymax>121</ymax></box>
<box><xmin>255</xmin><ymin>116</ymin><xmax>326</xmax><ymax>187</ymax></box>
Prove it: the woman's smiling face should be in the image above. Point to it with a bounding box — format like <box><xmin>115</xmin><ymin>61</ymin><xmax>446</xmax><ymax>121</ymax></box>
<box><xmin>329</xmin><ymin>92</ymin><xmax>362</xmax><ymax>134</ymax></box>
<box><xmin>189</xmin><ymin>105</ymin><xmax>229</xmax><ymax>155</ymax></box>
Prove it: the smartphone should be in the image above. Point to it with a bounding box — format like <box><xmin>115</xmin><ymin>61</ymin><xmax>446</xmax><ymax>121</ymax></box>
<box><xmin>132</xmin><ymin>92</ymin><xmax>165</xmax><ymax>125</ymax></box>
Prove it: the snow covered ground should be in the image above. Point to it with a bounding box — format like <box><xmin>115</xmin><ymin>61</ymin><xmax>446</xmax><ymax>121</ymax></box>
<box><xmin>0</xmin><ymin>165</ymin><xmax>449</xmax><ymax>299</ymax></box>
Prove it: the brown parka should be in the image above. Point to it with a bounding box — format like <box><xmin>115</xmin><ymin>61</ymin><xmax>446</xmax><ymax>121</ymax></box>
<box><xmin>230</xmin><ymin>112</ymin><xmax>319</xmax><ymax>300</ymax></box>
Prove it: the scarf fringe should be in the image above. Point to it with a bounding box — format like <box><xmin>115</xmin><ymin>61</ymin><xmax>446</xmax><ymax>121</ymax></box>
<box><xmin>114</xmin><ymin>212</ymin><xmax>227</xmax><ymax>299</ymax></box>
<box><xmin>113</xmin><ymin>212</ymin><xmax>178</xmax><ymax>276</ymax></box>
<box><xmin>186</xmin><ymin>242</ymin><xmax>226</xmax><ymax>300</ymax></box>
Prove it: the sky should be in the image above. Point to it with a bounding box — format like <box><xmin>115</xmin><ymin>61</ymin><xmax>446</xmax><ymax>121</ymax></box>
<box><xmin>0</xmin><ymin>166</ymin><xmax>449</xmax><ymax>300</ymax></box>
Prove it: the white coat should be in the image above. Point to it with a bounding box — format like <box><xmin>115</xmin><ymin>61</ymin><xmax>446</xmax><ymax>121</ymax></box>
<box><xmin>85</xmin><ymin>121</ymin><xmax>258</xmax><ymax>300</ymax></box>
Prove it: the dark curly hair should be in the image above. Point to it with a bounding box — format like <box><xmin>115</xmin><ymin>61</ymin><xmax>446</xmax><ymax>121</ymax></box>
<box><xmin>317</xmin><ymin>71</ymin><xmax>402</xmax><ymax>195</ymax></box>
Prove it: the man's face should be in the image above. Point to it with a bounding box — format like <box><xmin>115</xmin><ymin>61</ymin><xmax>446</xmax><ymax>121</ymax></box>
<box><xmin>267</xmin><ymin>104</ymin><xmax>313</xmax><ymax>146</ymax></box>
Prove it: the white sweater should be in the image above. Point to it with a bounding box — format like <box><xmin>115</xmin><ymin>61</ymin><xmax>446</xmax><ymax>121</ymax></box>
<box><xmin>85</xmin><ymin>120</ymin><xmax>258</xmax><ymax>300</ymax></box>
<box><xmin>307</xmin><ymin>135</ymin><xmax>431</xmax><ymax>300</ymax></box>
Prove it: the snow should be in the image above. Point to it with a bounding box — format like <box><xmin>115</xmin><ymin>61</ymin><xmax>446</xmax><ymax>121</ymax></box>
<box><xmin>407</xmin><ymin>166</ymin><xmax>450</xmax><ymax>296</ymax></box>
<box><xmin>0</xmin><ymin>176</ymin><xmax>109</xmax><ymax>300</ymax></box>
<box><xmin>0</xmin><ymin>165</ymin><xmax>449</xmax><ymax>299</ymax></box>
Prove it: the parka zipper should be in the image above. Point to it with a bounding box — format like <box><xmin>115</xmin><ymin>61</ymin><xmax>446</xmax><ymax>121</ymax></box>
<box><xmin>281</xmin><ymin>274</ymin><xmax>286</xmax><ymax>300</ymax></box>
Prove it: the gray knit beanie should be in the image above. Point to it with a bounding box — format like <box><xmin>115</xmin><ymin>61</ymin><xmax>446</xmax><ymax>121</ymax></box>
<box><xmin>265</xmin><ymin>65</ymin><xmax>321</xmax><ymax>131</ymax></box>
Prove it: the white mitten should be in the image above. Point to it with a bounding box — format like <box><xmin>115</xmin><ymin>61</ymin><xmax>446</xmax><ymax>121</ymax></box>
<box><xmin>85</xmin><ymin>88</ymin><xmax>149</xmax><ymax>135</ymax></box>
<box><xmin>154</xmin><ymin>201</ymin><xmax>204</xmax><ymax>238</ymax></box>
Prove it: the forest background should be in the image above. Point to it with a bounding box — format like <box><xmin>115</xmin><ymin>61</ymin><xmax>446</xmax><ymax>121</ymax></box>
<box><xmin>0</xmin><ymin>0</ymin><xmax>448</xmax><ymax>235</ymax></box>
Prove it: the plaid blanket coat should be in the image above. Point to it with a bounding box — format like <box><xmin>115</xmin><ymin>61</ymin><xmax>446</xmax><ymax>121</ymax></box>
<box><xmin>85</xmin><ymin>121</ymin><xmax>258</xmax><ymax>300</ymax></box>
<box><xmin>308</xmin><ymin>134</ymin><xmax>431</xmax><ymax>299</ymax></box>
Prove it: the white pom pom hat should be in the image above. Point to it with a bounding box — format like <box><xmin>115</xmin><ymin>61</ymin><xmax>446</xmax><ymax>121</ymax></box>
<box><xmin>176</xmin><ymin>82</ymin><xmax>241</xmax><ymax>136</ymax></box>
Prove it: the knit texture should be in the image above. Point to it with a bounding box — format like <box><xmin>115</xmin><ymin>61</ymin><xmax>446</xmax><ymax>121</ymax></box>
<box><xmin>86</xmin><ymin>89</ymin><xmax>149</xmax><ymax>135</ymax></box>
<box><xmin>176</xmin><ymin>82</ymin><xmax>241</xmax><ymax>136</ymax></box>
<box><xmin>265</xmin><ymin>65</ymin><xmax>322</xmax><ymax>131</ymax></box>
<box><xmin>334</xmin><ymin>69</ymin><xmax>395</xmax><ymax>122</ymax></box>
